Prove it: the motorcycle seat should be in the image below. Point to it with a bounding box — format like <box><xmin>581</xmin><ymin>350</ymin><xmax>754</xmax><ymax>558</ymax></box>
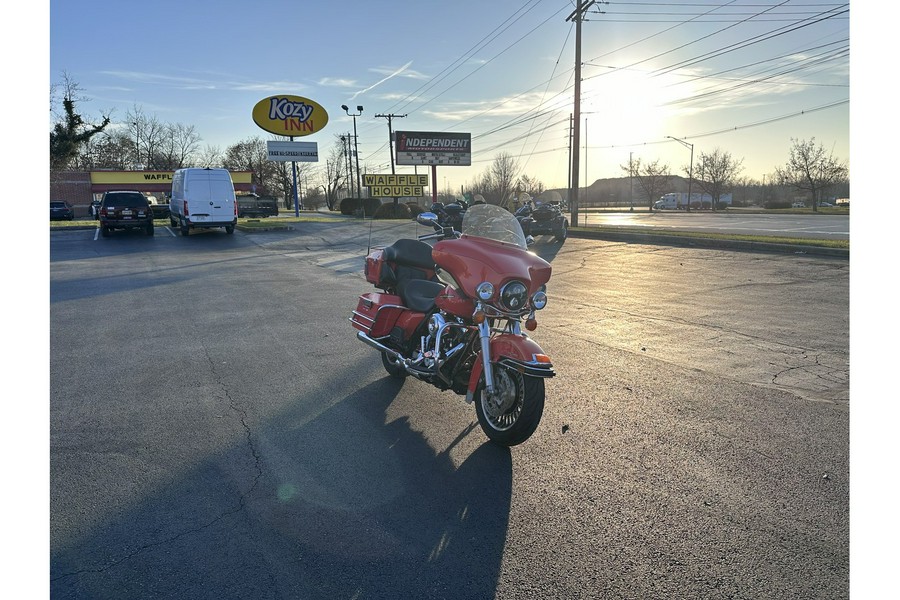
<box><xmin>398</xmin><ymin>279</ymin><xmax>445</xmax><ymax>313</ymax></box>
<box><xmin>383</xmin><ymin>239</ymin><xmax>436</xmax><ymax>270</ymax></box>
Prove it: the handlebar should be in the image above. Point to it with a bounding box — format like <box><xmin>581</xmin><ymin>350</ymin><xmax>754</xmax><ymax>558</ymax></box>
<box><xmin>418</xmin><ymin>226</ymin><xmax>459</xmax><ymax>241</ymax></box>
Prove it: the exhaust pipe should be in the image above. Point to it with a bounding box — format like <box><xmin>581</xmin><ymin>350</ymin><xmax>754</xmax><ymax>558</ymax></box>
<box><xmin>357</xmin><ymin>331</ymin><xmax>427</xmax><ymax>379</ymax></box>
<box><xmin>357</xmin><ymin>331</ymin><xmax>463</xmax><ymax>384</ymax></box>
<box><xmin>357</xmin><ymin>331</ymin><xmax>403</xmax><ymax>360</ymax></box>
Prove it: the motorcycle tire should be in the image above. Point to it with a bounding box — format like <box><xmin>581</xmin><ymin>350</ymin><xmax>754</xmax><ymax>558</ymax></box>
<box><xmin>382</xmin><ymin>351</ymin><xmax>408</xmax><ymax>379</ymax></box>
<box><xmin>554</xmin><ymin>223</ymin><xmax>567</xmax><ymax>242</ymax></box>
<box><xmin>474</xmin><ymin>365</ymin><xmax>544</xmax><ymax>446</ymax></box>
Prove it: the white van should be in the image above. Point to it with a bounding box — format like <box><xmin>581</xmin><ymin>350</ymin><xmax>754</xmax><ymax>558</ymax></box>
<box><xmin>169</xmin><ymin>168</ymin><xmax>237</xmax><ymax>235</ymax></box>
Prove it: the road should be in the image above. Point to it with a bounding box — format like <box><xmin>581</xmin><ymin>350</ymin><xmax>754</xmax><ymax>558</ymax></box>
<box><xmin>578</xmin><ymin>209</ymin><xmax>850</xmax><ymax>240</ymax></box>
<box><xmin>50</xmin><ymin>222</ymin><xmax>849</xmax><ymax>599</ymax></box>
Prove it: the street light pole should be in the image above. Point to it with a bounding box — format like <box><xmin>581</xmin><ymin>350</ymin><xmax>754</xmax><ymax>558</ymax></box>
<box><xmin>667</xmin><ymin>135</ymin><xmax>693</xmax><ymax>212</ymax></box>
<box><xmin>342</xmin><ymin>104</ymin><xmax>364</xmax><ymax>201</ymax></box>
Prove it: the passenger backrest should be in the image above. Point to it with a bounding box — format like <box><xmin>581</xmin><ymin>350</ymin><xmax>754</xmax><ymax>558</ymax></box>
<box><xmin>382</xmin><ymin>239</ymin><xmax>436</xmax><ymax>285</ymax></box>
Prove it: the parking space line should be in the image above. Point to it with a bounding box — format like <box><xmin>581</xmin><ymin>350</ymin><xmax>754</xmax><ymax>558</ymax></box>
<box><xmin>164</xmin><ymin>226</ymin><xmax>177</xmax><ymax>237</ymax></box>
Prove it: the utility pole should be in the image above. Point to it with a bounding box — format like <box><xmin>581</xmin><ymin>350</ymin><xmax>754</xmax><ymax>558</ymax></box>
<box><xmin>375</xmin><ymin>113</ymin><xmax>407</xmax><ymax>174</ymax></box>
<box><xmin>341</xmin><ymin>134</ymin><xmax>353</xmax><ymax>197</ymax></box>
<box><xmin>567</xmin><ymin>113</ymin><xmax>573</xmax><ymax>210</ymax></box>
<box><xmin>566</xmin><ymin>1</ymin><xmax>595</xmax><ymax>228</ymax></box>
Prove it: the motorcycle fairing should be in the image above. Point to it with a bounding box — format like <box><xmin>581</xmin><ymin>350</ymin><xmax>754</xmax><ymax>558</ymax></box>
<box><xmin>432</xmin><ymin>237</ymin><xmax>551</xmax><ymax>300</ymax></box>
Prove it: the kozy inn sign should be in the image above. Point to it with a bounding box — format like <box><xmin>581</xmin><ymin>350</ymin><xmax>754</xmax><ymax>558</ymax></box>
<box><xmin>364</xmin><ymin>174</ymin><xmax>429</xmax><ymax>198</ymax></box>
<box><xmin>252</xmin><ymin>95</ymin><xmax>329</xmax><ymax>136</ymax></box>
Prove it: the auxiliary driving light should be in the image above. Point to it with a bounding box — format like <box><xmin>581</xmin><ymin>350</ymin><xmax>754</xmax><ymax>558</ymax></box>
<box><xmin>476</xmin><ymin>282</ymin><xmax>494</xmax><ymax>301</ymax></box>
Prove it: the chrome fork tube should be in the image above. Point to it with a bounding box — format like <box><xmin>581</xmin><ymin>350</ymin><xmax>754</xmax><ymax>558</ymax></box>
<box><xmin>478</xmin><ymin>318</ymin><xmax>495</xmax><ymax>396</ymax></box>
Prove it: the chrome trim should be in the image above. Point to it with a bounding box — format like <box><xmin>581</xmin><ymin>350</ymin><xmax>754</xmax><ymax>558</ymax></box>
<box><xmin>482</xmin><ymin>303</ymin><xmax>529</xmax><ymax>320</ymax></box>
<box><xmin>497</xmin><ymin>357</ymin><xmax>556</xmax><ymax>378</ymax></box>
<box><xmin>349</xmin><ymin>303</ymin><xmax>407</xmax><ymax>334</ymax></box>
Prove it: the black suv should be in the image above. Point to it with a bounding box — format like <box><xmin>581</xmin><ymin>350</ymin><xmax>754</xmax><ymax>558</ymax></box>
<box><xmin>99</xmin><ymin>191</ymin><xmax>154</xmax><ymax>237</ymax></box>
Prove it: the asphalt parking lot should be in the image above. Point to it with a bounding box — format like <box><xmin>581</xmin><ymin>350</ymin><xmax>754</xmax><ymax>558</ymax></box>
<box><xmin>48</xmin><ymin>221</ymin><xmax>850</xmax><ymax>598</ymax></box>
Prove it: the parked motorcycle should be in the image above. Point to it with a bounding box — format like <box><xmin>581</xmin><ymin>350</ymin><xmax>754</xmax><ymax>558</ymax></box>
<box><xmin>351</xmin><ymin>203</ymin><xmax>554</xmax><ymax>446</ymax></box>
<box><xmin>429</xmin><ymin>198</ymin><xmax>468</xmax><ymax>232</ymax></box>
<box><xmin>514</xmin><ymin>199</ymin><xmax>568</xmax><ymax>242</ymax></box>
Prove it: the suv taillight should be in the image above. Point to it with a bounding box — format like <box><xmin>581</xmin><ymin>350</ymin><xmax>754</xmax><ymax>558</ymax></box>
<box><xmin>183</xmin><ymin>200</ymin><xmax>189</xmax><ymax>216</ymax></box>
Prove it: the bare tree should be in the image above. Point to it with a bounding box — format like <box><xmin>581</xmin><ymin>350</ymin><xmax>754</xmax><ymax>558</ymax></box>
<box><xmin>195</xmin><ymin>144</ymin><xmax>223</xmax><ymax>168</ymax></box>
<box><xmin>469</xmin><ymin>153</ymin><xmax>520</xmax><ymax>207</ymax></box>
<box><xmin>74</xmin><ymin>130</ymin><xmax>132</xmax><ymax>170</ymax></box>
<box><xmin>775</xmin><ymin>138</ymin><xmax>848</xmax><ymax>211</ymax></box>
<box><xmin>693</xmin><ymin>147</ymin><xmax>744</xmax><ymax>211</ymax></box>
<box><xmin>517</xmin><ymin>174</ymin><xmax>545</xmax><ymax>197</ymax></box>
<box><xmin>126</xmin><ymin>106</ymin><xmax>166</xmax><ymax>169</ymax></box>
<box><xmin>155</xmin><ymin>123</ymin><xmax>201</xmax><ymax>169</ymax></box>
<box><xmin>272</xmin><ymin>160</ymin><xmax>294</xmax><ymax>209</ymax></box>
<box><xmin>322</xmin><ymin>136</ymin><xmax>349</xmax><ymax>210</ymax></box>
<box><xmin>491</xmin><ymin>153</ymin><xmax>520</xmax><ymax>209</ymax></box>
<box><xmin>222</xmin><ymin>137</ymin><xmax>275</xmax><ymax>194</ymax></box>
<box><xmin>620</xmin><ymin>157</ymin><xmax>672</xmax><ymax>210</ymax></box>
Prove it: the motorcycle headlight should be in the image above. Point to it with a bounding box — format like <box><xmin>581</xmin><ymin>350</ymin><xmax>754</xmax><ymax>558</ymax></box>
<box><xmin>476</xmin><ymin>281</ymin><xmax>494</xmax><ymax>301</ymax></box>
<box><xmin>499</xmin><ymin>281</ymin><xmax>528</xmax><ymax>312</ymax></box>
<box><xmin>531</xmin><ymin>290</ymin><xmax>548</xmax><ymax>310</ymax></box>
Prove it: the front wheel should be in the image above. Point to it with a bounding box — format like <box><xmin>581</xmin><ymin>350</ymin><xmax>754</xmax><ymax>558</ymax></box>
<box><xmin>474</xmin><ymin>366</ymin><xmax>544</xmax><ymax>446</ymax></box>
<box><xmin>554</xmin><ymin>221</ymin><xmax>568</xmax><ymax>242</ymax></box>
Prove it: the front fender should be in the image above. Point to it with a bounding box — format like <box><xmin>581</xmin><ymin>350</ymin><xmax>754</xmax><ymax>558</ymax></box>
<box><xmin>466</xmin><ymin>334</ymin><xmax>554</xmax><ymax>402</ymax></box>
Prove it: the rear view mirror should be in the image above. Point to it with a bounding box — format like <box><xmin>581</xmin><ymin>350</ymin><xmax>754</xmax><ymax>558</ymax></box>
<box><xmin>417</xmin><ymin>212</ymin><xmax>438</xmax><ymax>227</ymax></box>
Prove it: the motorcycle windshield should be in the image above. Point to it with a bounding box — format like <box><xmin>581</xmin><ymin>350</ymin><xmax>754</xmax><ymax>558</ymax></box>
<box><xmin>461</xmin><ymin>203</ymin><xmax>527</xmax><ymax>250</ymax></box>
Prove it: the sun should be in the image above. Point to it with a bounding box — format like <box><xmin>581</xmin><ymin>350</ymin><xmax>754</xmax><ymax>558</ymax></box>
<box><xmin>580</xmin><ymin>67</ymin><xmax>691</xmax><ymax>148</ymax></box>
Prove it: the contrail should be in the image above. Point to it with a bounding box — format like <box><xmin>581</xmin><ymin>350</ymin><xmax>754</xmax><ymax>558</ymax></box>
<box><xmin>349</xmin><ymin>61</ymin><xmax>413</xmax><ymax>100</ymax></box>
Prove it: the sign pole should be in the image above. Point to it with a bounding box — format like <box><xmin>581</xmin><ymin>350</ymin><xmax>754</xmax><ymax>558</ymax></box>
<box><xmin>290</xmin><ymin>136</ymin><xmax>300</xmax><ymax>217</ymax></box>
<box><xmin>431</xmin><ymin>165</ymin><xmax>437</xmax><ymax>204</ymax></box>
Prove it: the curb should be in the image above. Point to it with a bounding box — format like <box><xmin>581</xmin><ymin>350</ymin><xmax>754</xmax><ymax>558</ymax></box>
<box><xmin>235</xmin><ymin>225</ymin><xmax>294</xmax><ymax>232</ymax></box>
<box><xmin>567</xmin><ymin>228</ymin><xmax>848</xmax><ymax>258</ymax></box>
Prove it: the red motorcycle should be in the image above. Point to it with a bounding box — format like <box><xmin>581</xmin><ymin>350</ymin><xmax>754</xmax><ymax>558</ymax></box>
<box><xmin>351</xmin><ymin>203</ymin><xmax>554</xmax><ymax>446</ymax></box>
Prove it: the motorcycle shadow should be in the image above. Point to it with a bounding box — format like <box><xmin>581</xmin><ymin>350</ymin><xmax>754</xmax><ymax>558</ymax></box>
<box><xmin>252</xmin><ymin>377</ymin><xmax>514</xmax><ymax>598</ymax></box>
<box><xmin>530</xmin><ymin>236</ymin><xmax>566</xmax><ymax>263</ymax></box>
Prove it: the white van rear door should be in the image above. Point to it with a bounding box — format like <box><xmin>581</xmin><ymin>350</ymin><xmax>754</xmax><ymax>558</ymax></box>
<box><xmin>209</xmin><ymin>175</ymin><xmax>235</xmax><ymax>219</ymax></box>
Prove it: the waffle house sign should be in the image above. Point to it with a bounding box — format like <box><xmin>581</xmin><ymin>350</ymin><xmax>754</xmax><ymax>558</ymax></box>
<box><xmin>252</xmin><ymin>95</ymin><xmax>329</xmax><ymax>136</ymax></box>
<box><xmin>364</xmin><ymin>174</ymin><xmax>429</xmax><ymax>198</ymax></box>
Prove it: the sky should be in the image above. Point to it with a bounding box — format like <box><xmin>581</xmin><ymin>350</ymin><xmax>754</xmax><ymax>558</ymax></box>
<box><xmin>46</xmin><ymin>0</ymin><xmax>852</xmax><ymax>194</ymax></box>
